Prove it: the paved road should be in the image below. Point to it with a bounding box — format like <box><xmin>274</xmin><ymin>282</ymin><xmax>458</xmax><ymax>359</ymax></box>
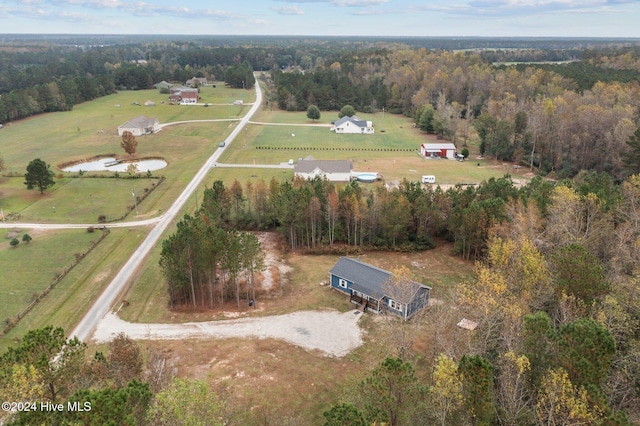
<box><xmin>61</xmin><ymin>78</ymin><xmax>263</xmax><ymax>342</ymax></box>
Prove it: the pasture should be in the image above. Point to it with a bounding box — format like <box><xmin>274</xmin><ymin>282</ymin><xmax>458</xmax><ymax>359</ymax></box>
<box><xmin>0</xmin><ymin>83</ymin><xmax>252</xmax><ymax>173</ymax></box>
<box><xmin>0</xmin><ymin>227</ymin><xmax>149</xmax><ymax>352</ymax></box>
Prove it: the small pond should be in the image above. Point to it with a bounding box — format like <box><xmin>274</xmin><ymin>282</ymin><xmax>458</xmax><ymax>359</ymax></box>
<box><xmin>62</xmin><ymin>157</ymin><xmax>167</xmax><ymax>172</ymax></box>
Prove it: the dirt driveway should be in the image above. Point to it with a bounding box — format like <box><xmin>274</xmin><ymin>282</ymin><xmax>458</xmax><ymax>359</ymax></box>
<box><xmin>93</xmin><ymin>309</ymin><xmax>364</xmax><ymax>358</ymax></box>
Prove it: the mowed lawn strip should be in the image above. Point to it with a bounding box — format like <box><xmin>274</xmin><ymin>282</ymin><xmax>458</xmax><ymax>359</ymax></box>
<box><xmin>0</xmin><ymin>227</ymin><xmax>149</xmax><ymax>352</ymax></box>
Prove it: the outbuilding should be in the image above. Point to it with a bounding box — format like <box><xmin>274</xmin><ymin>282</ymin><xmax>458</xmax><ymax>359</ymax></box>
<box><xmin>329</xmin><ymin>257</ymin><xmax>431</xmax><ymax>320</ymax></box>
<box><xmin>420</xmin><ymin>143</ymin><xmax>458</xmax><ymax>159</ymax></box>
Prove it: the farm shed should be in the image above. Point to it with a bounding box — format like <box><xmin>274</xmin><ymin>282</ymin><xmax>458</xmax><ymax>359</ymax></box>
<box><xmin>294</xmin><ymin>158</ymin><xmax>352</xmax><ymax>182</ymax></box>
<box><xmin>329</xmin><ymin>257</ymin><xmax>431</xmax><ymax>320</ymax></box>
<box><xmin>420</xmin><ymin>143</ymin><xmax>458</xmax><ymax>159</ymax></box>
<box><xmin>117</xmin><ymin>116</ymin><xmax>160</xmax><ymax>137</ymax></box>
<box><xmin>331</xmin><ymin>115</ymin><xmax>374</xmax><ymax>134</ymax></box>
<box><xmin>169</xmin><ymin>87</ymin><xmax>199</xmax><ymax>104</ymax></box>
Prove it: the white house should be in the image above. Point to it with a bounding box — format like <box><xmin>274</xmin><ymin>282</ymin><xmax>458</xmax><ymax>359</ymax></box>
<box><xmin>117</xmin><ymin>116</ymin><xmax>160</xmax><ymax>137</ymax></box>
<box><xmin>294</xmin><ymin>158</ymin><xmax>352</xmax><ymax>182</ymax></box>
<box><xmin>331</xmin><ymin>115</ymin><xmax>374</xmax><ymax>134</ymax></box>
<box><xmin>186</xmin><ymin>77</ymin><xmax>207</xmax><ymax>87</ymax></box>
<box><xmin>420</xmin><ymin>143</ymin><xmax>458</xmax><ymax>159</ymax></box>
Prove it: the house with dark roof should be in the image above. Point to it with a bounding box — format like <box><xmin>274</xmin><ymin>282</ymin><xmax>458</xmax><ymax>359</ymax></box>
<box><xmin>329</xmin><ymin>257</ymin><xmax>431</xmax><ymax>320</ymax></box>
<box><xmin>331</xmin><ymin>115</ymin><xmax>374</xmax><ymax>134</ymax></box>
<box><xmin>117</xmin><ymin>116</ymin><xmax>160</xmax><ymax>137</ymax></box>
<box><xmin>294</xmin><ymin>157</ymin><xmax>352</xmax><ymax>182</ymax></box>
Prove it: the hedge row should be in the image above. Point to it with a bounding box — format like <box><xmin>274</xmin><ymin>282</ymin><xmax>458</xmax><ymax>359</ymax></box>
<box><xmin>256</xmin><ymin>146</ymin><xmax>417</xmax><ymax>152</ymax></box>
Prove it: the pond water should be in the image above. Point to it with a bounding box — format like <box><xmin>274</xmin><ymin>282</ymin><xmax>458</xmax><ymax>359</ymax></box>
<box><xmin>62</xmin><ymin>157</ymin><xmax>167</xmax><ymax>172</ymax></box>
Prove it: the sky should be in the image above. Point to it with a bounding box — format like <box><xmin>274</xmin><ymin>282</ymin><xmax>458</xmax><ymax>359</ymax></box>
<box><xmin>1</xmin><ymin>0</ymin><xmax>640</xmax><ymax>38</ymax></box>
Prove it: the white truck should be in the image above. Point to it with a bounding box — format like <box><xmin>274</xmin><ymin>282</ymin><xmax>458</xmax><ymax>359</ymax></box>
<box><xmin>421</xmin><ymin>175</ymin><xmax>436</xmax><ymax>184</ymax></box>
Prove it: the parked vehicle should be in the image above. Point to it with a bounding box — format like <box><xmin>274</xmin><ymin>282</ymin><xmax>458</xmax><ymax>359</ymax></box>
<box><xmin>421</xmin><ymin>175</ymin><xmax>436</xmax><ymax>184</ymax></box>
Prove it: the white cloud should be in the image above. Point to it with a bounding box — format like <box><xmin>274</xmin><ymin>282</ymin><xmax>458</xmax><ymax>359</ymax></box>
<box><xmin>50</xmin><ymin>0</ymin><xmax>123</xmax><ymax>8</ymax></box>
<box><xmin>414</xmin><ymin>0</ymin><xmax>638</xmax><ymax>17</ymax></box>
<box><xmin>276</xmin><ymin>0</ymin><xmax>388</xmax><ymax>6</ymax></box>
<box><xmin>272</xmin><ymin>5</ymin><xmax>305</xmax><ymax>15</ymax></box>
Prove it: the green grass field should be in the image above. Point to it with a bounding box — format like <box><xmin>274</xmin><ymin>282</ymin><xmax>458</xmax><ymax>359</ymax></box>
<box><xmin>0</xmin><ymin>83</ymin><xmax>252</xmax><ymax>173</ymax></box>
<box><xmin>0</xmin><ymin>118</ymin><xmax>242</xmax><ymax>222</ymax></box>
<box><xmin>0</xmin><ymin>229</ymin><xmax>98</xmax><ymax>322</ymax></box>
<box><xmin>0</xmin><ymin>227</ymin><xmax>149</xmax><ymax>352</ymax></box>
<box><xmin>0</xmin><ymin>176</ymin><xmax>162</xmax><ymax>223</ymax></box>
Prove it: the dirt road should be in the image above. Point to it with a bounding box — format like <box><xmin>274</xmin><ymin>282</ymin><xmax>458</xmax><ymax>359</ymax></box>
<box><xmin>94</xmin><ymin>309</ymin><xmax>364</xmax><ymax>358</ymax></box>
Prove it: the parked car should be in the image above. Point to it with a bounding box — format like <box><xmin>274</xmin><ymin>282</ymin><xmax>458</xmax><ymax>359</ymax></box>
<box><xmin>288</xmin><ymin>159</ymin><xmax>294</xmax><ymax>165</ymax></box>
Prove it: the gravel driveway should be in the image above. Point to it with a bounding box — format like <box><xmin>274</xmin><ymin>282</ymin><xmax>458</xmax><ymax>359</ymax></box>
<box><xmin>93</xmin><ymin>309</ymin><xmax>364</xmax><ymax>358</ymax></box>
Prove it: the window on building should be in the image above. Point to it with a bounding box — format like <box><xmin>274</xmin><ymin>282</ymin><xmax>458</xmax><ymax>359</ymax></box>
<box><xmin>388</xmin><ymin>299</ymin><xmax>403</xmax><ymax>312</ymax></box>
<box><xmin>338</xmin><ymin>278</ymin><xmax>348</xmax><ymax>289</ymax></box>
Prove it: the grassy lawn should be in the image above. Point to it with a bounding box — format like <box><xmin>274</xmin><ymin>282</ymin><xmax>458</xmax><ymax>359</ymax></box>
<box><xmin>0</xmin><ymin>176</ymin><xmax>162</xmax><ymax>223</ymax></box>
<box><xmin>0</xmin><ymin>118</ymin><xmax>239</xmax><ymax>222</ymax></box>
<box><xmin>220</xmin><ymin>109</ymin><xmax>515</xmax><ymax>184</ymax></box>
<box><xmin>0</xmin><ymin>227</ymin><xmax>149</xmax><ymax>353</ymax></box>
<box><xmin>0</xmin><ymin>84</ymin><xmax>251</xmax><ymax>174</ymax></box>
<box><xmin>0</xmin><ymin>229</ymin><xmax>98</xmax><ymax>322</ymax></box>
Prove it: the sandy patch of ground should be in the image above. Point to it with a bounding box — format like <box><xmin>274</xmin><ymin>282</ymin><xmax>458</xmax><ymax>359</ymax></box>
<box><xmin>93</xmin><ymin>309</ymin><xmax>364</xmax><ymax>358</ymax></box>
<box><xmin>255</xmin><ymin>232</ymin><xmax>291</xmax><ymax>291</ymax></box>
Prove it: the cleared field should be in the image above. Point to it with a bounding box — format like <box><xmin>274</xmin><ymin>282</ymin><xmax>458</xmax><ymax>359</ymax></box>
<box><xmin>0</xmin><ymin>176</ymin><xmax>161</xmax><ymax>223</ymax></box>
<box><xmin>220</xmin><ymin>109</ymin><xmax>511</xmax><ymax>184</ymax></box>
<box><xmin>0</xmin><ymin>229</ymin><xmax>98</xmax><ymax>321</ymax></box>
<box><xmin>0</xmin><ymin>119</ymin><xmax>238</xmax><ymax>222</ymax></box>
<box><xmin>0</xmin><ymin>83</ymin><xmax>252</xmax><ymax>173</ymax></box>
<box><xmin>0</xmin><ymin>227</ymin><xmax>149</xmax><ymax>353</ymax></box>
